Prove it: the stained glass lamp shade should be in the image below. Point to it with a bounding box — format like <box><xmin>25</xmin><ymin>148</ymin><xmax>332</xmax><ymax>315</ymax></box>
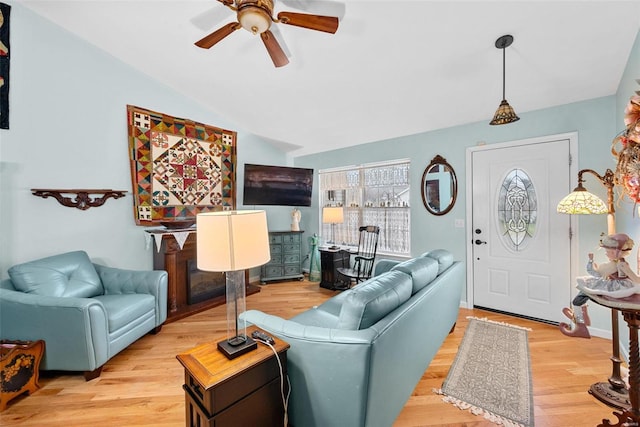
<box><xmin>556</xmin><ymin>185</ymin><xmax>608</xmax><ymax>215</ymax></box>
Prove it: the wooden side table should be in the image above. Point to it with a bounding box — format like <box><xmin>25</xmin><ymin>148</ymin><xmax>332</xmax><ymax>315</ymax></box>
<box><xmin>0</xmin><ymin>340</ymin><xmax>45</xmax><ymax>411</ymax></box>
<box><xmin>319</xmin><ymin>248</ymin><xmax>351</xmax><ymax>289</ymax></box>
<box><xmin>588</xmin><ymin>294</ymin><xmax>640</xmax><ymax>427</ymax></box>
<box><xmin>176</xmin><ymin>326</ymin><xmax>289</xmax><ymax>427</ymax></box>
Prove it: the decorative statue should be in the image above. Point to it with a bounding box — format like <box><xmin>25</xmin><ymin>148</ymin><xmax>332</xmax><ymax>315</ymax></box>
<box><xmin>560</xmin><ymin>233</ymin><xmax>640</xmax><ymax>338</ymax></box>
<box><xmin>291</xmin><ymin>208</ymin><xmax>301</xmax><ymax>231</ymax></box>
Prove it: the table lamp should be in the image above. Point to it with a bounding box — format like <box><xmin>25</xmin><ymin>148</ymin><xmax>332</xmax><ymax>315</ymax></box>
<box><xmin>322</xmin><ymin>206</ymin><xmax>343</xmax><ymax>249</ymax></box>
<box><xmin>197</xmin><ymin>210</ymin><xmax>270</xmax><ymax>359</ymax></box>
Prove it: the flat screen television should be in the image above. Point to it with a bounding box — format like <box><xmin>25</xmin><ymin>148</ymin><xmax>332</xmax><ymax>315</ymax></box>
<box><xmin>243</xmin><ymin>163</ymin><xmax>314</xmax><ymax>207</ymax></box>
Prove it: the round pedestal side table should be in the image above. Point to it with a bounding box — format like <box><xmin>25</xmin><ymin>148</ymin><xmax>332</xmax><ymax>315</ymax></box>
<box><xmin>589</xmin><ymin>293</ymin><xmax>640</xmax><ymax>427</ymax></box>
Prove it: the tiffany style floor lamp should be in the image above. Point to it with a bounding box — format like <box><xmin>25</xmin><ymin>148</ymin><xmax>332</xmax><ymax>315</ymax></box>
<box><xmin>557</xmin><ymin>168</ymin><xmax>629</xmax><ymax>410</ymax></box>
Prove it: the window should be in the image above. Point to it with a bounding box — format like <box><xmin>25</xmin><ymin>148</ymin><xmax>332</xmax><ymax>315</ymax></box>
<box><xmin>319</xmin><ymin>159</ymin><xmax>411</xmax><ymax>256</ymax></box>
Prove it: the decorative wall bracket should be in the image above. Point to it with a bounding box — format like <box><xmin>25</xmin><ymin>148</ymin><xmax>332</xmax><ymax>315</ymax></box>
<box><xmin>31</xmin><ymin>189</ymin><xmax>127</xmax><ymax>210</ymax></box>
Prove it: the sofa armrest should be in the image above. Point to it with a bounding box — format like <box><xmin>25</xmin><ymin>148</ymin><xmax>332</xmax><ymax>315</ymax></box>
<box><xmin>241</xmin><ymin>309</ymin><xmax>375</xmax><ymax>427</ymax></box>
<box><xmin>242</xmin><ymin>310</ymin><xmax>376</xmax><ymax>343</ymax></box>
<box><xmin>0</xmin><ymin>288</ymin><xmax>109</xmax><ymax>372</ymax></box>
<box><xmin>93</xmin><ymin>264</ymin><xmax>168</xmax><ymax>325</ymax></box>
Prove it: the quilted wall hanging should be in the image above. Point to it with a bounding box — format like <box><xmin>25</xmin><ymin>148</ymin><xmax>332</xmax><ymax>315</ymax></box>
<box><xmin>127</xmin><ymin>105</ymin><xmax>237</xmax><ymax>226</ymax></box>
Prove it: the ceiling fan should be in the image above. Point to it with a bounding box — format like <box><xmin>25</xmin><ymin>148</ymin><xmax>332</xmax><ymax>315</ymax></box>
<box><xmin>194</xmin><ymin>0</ymin><xmax>340</xmax><ymax>68</ymax></box>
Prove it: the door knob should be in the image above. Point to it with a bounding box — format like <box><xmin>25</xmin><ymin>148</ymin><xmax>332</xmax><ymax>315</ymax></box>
<box><xmin>475</xmin><ymin>239</ymin><xmax>487</xmax><ymax>245</ymax></box>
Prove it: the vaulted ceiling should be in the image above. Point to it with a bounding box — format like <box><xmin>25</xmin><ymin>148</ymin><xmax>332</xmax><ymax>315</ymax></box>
<box><xmin>18</xmin><ymin>1</ymin><xmax>640</xmax><ymax>156</ymax></box>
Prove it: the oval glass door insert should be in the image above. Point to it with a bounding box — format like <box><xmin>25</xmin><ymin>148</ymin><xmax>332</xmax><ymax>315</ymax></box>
<box><xmin>498</xmin><ymin>168</ymin><xmax>537</xmax><ymax>251</ymax></box>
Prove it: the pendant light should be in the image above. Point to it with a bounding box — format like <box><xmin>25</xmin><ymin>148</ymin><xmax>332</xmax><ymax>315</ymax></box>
<box><xmin>490</xmin><ymin>34</ymin><xmax>520</xmax><ymax>125</ymax></box>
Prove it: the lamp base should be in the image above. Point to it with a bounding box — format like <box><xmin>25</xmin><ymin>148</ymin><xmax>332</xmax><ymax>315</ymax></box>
<box><xmin>217</xmin><ymin>336</ymin><xmax>257</xmax><ymax>360</ymax></box>
<box><xmin>589</xmin><ymin>381</ymin><xmax>630</xmax><ymax>410</ymax></box>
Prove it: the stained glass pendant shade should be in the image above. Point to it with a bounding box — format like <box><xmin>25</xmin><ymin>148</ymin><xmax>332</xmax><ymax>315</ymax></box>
<box><xmin>490</xmin><ymin>35</ymin><xmax>520</xmax><ymax>126</ymax></box>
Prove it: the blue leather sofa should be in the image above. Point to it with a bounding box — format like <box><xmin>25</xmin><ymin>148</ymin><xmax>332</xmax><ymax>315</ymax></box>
<box><xmin>242</xmin><ymin>249</ymin><xmax>464</xmax><ymax>427</ymax></box>
<box><xmin>0</xmin><ymin>251</ymin><xmax>168</xmax><ymax>380</ymax></box>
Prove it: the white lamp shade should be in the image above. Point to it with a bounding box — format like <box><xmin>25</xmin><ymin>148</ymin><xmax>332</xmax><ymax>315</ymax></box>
<box><xmin>322</xmin><ymin>206</ymin><xmax>344</xmax><ymax>224</ymax></box>
<box><xmin>197</xmin><ymin>210</ymin><xmax>270</xmax><ymax>272</ymax></box>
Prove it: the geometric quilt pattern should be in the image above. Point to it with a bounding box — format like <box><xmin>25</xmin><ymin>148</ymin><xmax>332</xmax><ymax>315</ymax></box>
<box><xmin>127</xmin><ymin>105</ymin><xmax>236</xmax><ymax>226</ymax></box>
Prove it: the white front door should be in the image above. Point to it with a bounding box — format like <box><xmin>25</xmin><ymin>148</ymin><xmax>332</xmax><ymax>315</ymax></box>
<box><xmin>470</xmin><ymin>135</ymin><xmax>573</xmax><ymax>322</ymax></box>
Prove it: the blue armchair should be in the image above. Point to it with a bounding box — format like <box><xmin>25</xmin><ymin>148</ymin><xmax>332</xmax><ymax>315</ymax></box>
<box><xmin>0</xmin><ymin>251</ymin><xmax>168</xmax><ymax>380</ymax></box>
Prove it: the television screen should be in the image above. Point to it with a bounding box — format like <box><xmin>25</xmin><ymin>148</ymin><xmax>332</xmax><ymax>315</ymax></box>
<box><xmin>243</xmin><ymin>164</ymin><xmax>314</xmax><ymax>207</ymax></box>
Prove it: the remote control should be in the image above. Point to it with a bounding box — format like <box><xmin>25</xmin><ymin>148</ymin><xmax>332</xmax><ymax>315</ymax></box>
<box><xmin>251</xmin><ymin>330</ymin><xmax>275</xmax><ymax>345</ymax></box>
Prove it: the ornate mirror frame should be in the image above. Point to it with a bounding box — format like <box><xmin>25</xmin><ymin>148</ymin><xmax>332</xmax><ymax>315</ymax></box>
<box><xmin>421</xmin><ymin>155</ymin><xmax>458</xmax><ymax>216</ymax></box>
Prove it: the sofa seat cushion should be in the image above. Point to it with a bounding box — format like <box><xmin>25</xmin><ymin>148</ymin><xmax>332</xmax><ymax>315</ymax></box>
<box><xmin>336</xmin><ymin>270</ymin><xmax>412</xmax><ymax>330</ymax></box>
<box><xmin>390</xmin><ymin>256</ymin><xmax>438</xmax><ymax>294</ymax></box>
<box><xmin>94</xmin><ymin>294</ymin><xmax>155</xmax><ymax>332</ymax></box>
<box><xmin>422</xmin><ymin>249</ymin><xmax>454</xmax><ymax>274</ymax></box>
<box><xmin>8</xmin><ymin>251</ymin><xmax>103</xmax><ymax>298</ymax></box>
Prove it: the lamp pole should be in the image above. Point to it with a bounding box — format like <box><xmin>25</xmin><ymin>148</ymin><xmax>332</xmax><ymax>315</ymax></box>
<box><xmin>577</xmin><ymin>169</ymin><xmax>628</xmax><ymax>408</ymax></box>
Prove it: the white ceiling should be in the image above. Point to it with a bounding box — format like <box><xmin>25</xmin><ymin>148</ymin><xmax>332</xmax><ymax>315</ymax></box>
<box><xmin>18</xmin><ymin>0</ymin><xmax>640</xmax><ymax>157</ymax></box>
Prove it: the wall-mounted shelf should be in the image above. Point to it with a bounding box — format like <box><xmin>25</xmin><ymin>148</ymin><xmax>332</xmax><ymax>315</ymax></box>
<box><xmin>31</xmin><ymin>189</ymin><xmax>127</xmax><ymax>210</ymax></box>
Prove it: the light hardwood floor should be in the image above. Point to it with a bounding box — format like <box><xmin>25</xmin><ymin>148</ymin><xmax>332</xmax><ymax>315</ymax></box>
<box><xmin>0</xmin><ymin>279</ymin><xmax>624</xmax><ymax>426</ymax></box>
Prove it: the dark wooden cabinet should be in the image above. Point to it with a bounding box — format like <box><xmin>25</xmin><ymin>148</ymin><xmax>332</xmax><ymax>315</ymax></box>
<box><xmin>177</xmin><ymin>326</ymin><xmax>289</xmax><ymax>427</ymax></box>
<box><xmin>319</xmin><ymin>248</ymin><xmax>351</xmax><ymax>289</ymax></box>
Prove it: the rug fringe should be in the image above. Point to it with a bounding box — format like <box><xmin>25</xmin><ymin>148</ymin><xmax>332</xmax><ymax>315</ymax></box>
<box><xmin>466</xmin><ymin>316</ymin><xmax>532</xmax><ymax>331</ymax></box>
<box><xmin>433</xmin><ymin>388</ymin><xmax>527</xmax><ymax>427</ymax></box>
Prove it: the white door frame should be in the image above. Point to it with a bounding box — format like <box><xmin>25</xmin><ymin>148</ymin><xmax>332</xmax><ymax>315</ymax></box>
<box><xmin>464</xmin><ymin>131</ymin><xmax>579</xmax><ymax>310</ymax></box>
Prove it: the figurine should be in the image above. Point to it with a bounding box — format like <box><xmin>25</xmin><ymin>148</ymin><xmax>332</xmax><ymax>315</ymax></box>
<box><xmin>291</xmin><ymin>208</ymin><xmax>301</xmax><ymax>232</ymax></box>
<box><xmin>560</xmin><ymin>233</ymin><xmax>640</xmax><ymax>338</ymax></box>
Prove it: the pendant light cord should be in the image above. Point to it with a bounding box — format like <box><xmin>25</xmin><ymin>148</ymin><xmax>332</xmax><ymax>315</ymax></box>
<box><xmin>502</xmin><ymin>45</ymin><xmax>506</xmax><ymax>101</ymax></box>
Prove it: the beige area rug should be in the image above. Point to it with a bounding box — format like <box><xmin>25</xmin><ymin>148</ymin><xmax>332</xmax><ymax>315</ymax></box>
<box><xmin>434</xmin><ymin>317</ymin><xmax>534</xmax><ymax>426</ymax></box>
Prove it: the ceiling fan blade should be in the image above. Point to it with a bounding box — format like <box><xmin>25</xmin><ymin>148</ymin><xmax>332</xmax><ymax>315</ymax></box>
<box><xmin>261</xmin><ymin>30</ymin><xmax>290</xmax><ymax>67</ymax></box>
<box><xmin>281</xmin><ymin>0</ymin><xmax>346</xmax><ymax>20</ymax></box>
<box><xmin>269</xmin><ymin>24</ymin><xmax>292</xmax><ymax>59</ymax></box>
<box><xmin>195</xmin><ymin>22</ymin><xmax>241</xmax><ymax>49</ymax></box>
<box><xmin>277</xmin><ymin>11</ymin><xmax>339</xmax><ymax>34</ymax></box>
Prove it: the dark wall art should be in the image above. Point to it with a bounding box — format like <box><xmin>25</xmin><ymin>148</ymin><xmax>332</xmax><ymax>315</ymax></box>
<box><xmin>0</xmin><ymin>2</ymin><xmax>10</xmax><ymax>129</ymax></box>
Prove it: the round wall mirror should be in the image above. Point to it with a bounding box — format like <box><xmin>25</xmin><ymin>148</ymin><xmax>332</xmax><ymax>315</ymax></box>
<box><xmin>421</xmin><ymin>155</ymin><xmax>457</xmax><ymax>216</ymax></box>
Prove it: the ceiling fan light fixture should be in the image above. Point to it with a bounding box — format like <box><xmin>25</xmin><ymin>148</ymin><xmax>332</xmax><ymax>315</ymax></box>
<box><xmin>490</xmin><ymin>34</ymin><xmax>520</xmax><ymax>126</ymax></box>
<box><xmin>238</xmin><ymin>6</ymin><xmax>272</xmax><ymax>34</ymax></box>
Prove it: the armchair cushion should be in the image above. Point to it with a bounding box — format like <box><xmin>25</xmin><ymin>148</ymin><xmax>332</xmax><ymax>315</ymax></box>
<box><xmin>336</xmin><ymin>270</ymin><xmax>412</xmax><ymax>330</ymax></box>
<box><xmin>8</xmin><ymin>251</ymin><xmax>102</xmax><ymax>298</ymax></box>
<box><xmin>94</xmin><ymin>294</ymin><xmax>155</xmax><ymax>333</ymax></box>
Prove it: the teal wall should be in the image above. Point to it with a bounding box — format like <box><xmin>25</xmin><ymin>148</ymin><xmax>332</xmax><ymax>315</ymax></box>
<box><xmin>0</xmin><ymin>4</ymin><xmax>289</xmax><ymax>276</ymax></box>
<box><xmin>296</xmin><ymin>96</ymin><xmax>617</xmax><ymax>262</ymax></box>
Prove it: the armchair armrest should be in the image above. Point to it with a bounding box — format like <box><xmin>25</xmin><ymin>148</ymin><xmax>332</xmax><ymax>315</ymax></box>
<box><xmin>93</xmin><ymin>264</ymin><xmax>168</xmax><ymax>325</ymax></box>
<box><xmin>0</xmin><ymin>288</ymin><xmax>109</xmax><ymax>372</ymax></box>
